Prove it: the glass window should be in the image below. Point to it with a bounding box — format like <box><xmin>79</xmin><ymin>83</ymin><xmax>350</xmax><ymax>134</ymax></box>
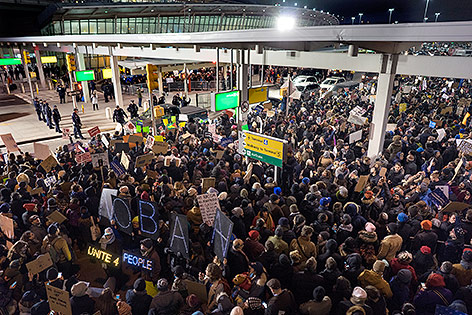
<box><xmin>71</xmin><ymin>20</ymin><xmax>80</xmax><ymax>34</ymax></box>
<box><xmin>161</xmin><ymin>16</ymin><xmax>168</xmax><ymax>33</ymax></box>
<box><xmin>97</xmin><ymin>19</ymin><xmax>105</xmax><ymax>34</ymax></box>
<box><xmin>63</xmin><ymin>20</ymin><xmax>71</xmax><ymax>34</ymax></box>
<box><xmin>105</xmin><ymin>19</ymin><xmax>114</xmax><ymax>33</ymax></box>
<box><xmin>79</xmin><ymin>20</ymin><xmax>89</xmax><ymax>34</ymax></box>
<box><xmin>129</xmin><ymin>18</ymin><xmax>136</xmax><ymax>33</ymax></box>
<box><xmin>120</xmin><ymin>18</ymin><xmax>129</xmax><ymax>34</ymax></box>
<box><xmin>193</xmin><ymin>15</ymin><xmax>200</xmax><ymax>32</ymax></box>
<box><xmin>89</xmin><ymin>19</ymin><xmax>97</xmax><ymax>34</ymax></box>
<box><xmin>53</xmin><ymin>22</ymin><xmax>61</xmax><ymax>35</ymax></box>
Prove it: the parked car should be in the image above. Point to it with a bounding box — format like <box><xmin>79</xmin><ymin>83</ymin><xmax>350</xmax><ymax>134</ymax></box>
<box><xmin>319</xmin><ymin>76</ymin><xmax>346</xmax><ymax>91</ymax></box>
<box><xmin>293</xmin><ymin>76</ymin><xmax>319</xmax><ymax>89</ymax></box>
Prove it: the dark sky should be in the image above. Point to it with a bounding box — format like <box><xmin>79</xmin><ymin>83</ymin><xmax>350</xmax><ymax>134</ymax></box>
<box><xmin>262</xmin><ymin>0</ymin><xmax>472</xmax><ymax>24</ymax></box>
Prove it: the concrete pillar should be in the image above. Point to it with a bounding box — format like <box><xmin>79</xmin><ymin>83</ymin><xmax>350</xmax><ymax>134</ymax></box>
<box><xmin>230</xmin><ymin>49</ymin><xmax>234</xmax><ymax>90</ymax></box>
<box><xmin>158</xmin><ymin>66</ymin><xmax>164</xmax><ymax>97</ymax></box>
<box><xmin>183</xmin><ymin>63</ymin><xmax>188</xmax><ymax>97</ymax></box>
<box><xmin>21</xmin><ymin>48</ymin><xmax>34</xmax><ymax>101</ymax></box>
<box><xmin>77</xmin><ymin>52</ymin><xmax>91</xmax><ymax>104</ymax></box>
<box><xmin>34</xmin><ymin>49</ymin><xmax>47</xmax><ymax>89</ymax></box>
<box><xmin>216</xmin><ymin>48</ymin><xmax>219</xmax><ymax>92</ymax></box>
<box><xmin>110</xmin><ymin>53</ymin><xmax>124</xmax><ymax>108</ymax></box>
<box><xmin>367</xmin><ymin>54</ymin><xmax>399</xmax><ymax>158</ymax></box>
<box><xmin>239</xmin><ymin>49</ymin><xmax>248</xmax><ymax>103</ymax></box>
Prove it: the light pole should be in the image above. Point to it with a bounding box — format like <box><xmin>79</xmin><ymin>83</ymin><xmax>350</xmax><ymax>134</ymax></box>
<box><xmin>423</xmin><ymin>0</ymin><xmax>430</xmax><ymax>22</ymax></box>
<box><xmin>351</xmin><ymin>17</ymin><xmax>355</xmax><ymax>25</ymax></box>
<box><xmin>435</xmin><ymin>12</ymin><xmax>440</xmax><ymax>22</ymax></box>
<box><xmin>359</xmin><ymin>13</ymin><xmax>363</xmax><ymax>24</ymax></box>
<box><xmin>388</xmin><ymin>8</ymin><xmax>394</xmax><ymax>24</ymax></box>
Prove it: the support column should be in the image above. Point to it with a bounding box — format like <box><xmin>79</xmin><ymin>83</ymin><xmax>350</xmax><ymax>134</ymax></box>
<box><xmin>110</xmin><ymin>52</ymin><xmax>124</xmax><ymax>108</ymax></box>
<box><xmin>230</xmin><ymin>49</ymin><xmax>234</xmax><ymax>90</ymax></box>
<box><xmin>216</xmin><ymin>47</ymin><xmax>220</xmax><ymax>92</ymax></box>
<box><xmin>239</xmin><ymin>49</ymin><xmax>249</xmax><ymax>127</ymax></box>
<box><xmin>183</xmin><ymin>63</ymin><xmax>188</xmax><ymax>98</ymax></box>
<box><xmin>77</xmin><ymin>53</ymin><xmax>91</xmax><ymax>104</ymax></box>
<box><xmin>34</xmin><ymin>49</ymin><xmax>47</xmax><ymax>89</ymax></box>
<box><xmin>20</xmin><ymin>48</ymin><xmax>34</xmax><ymax>101</ymax></box>
<box><xmin>367</xmin><ymin>54</ymin><xmax>399</xmax><ymax>158</ymax></box>
<box><xmin>158</xmin><ymin>66</ymin><xmax>164</xmax><ymax>97</ymax></box>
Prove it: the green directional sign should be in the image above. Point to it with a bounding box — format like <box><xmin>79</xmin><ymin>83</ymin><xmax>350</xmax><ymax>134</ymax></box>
<box><xmin>0</xmin><ymin>58</ymin><xmax>22</xmax><ymax>66</ymax></box>
<box><xmin>240</xmin><ymin>131</ymin><xmax>286</xmax><ymax>167</ymax></box>
<box><xmin>75</xmin><ymin>70</ymin><xmax>95</xmax><ymax>81</ymax></box>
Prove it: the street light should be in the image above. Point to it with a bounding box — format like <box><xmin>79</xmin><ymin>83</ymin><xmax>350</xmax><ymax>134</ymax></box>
<box><xmin>435</xmin><ymin>12</ymin><xmax>440</xmax><ymax>22</ymax></box>
<box><xmin>351</xmin><ymin>17</ymin><xmax>355</xmax><ymax>25</ymax></box>
<box><xmin>423</xmin><ymin>0</ymin><xmax>430</xmax><ymax>22</ymax></box>
<box><xmin>359</xmin><ymin>13</ymin><xmax>363</xmax><ymax>24</ymax></box>
<box><xmin>388</xmin><ymin>8</ymin><xmax>394</xmax><ymax>24</ymax></box>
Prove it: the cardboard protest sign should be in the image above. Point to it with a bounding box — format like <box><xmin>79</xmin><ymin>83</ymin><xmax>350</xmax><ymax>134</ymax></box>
<box><xmin>121</xmin><ymin>152</ymin><xmax>130</xmax><ymax>170</ymax></box>
<box><xmin>442</xmin><ymin>201</ymin><xmax>471</xmax><ymax>213</ymax></box>
<box><xmin>349</xmin><ymin>130</ymin><xmax>363</xmax><ymax>144</ymax></box>
<box><xmin>215</xmin><ymin>150</ymin><xmax>224</xmax><ymax>159</ymax></box>
<box><xmin>152</xmin><ymin>142</ymin><xmax>168</xmax><ymax>155</ymax></box>
<box><xmin>0</xmin><ymin>214</ymin><xmax>14</xmax><ymax>239</ymax></box>
<box><xmin>99</xmin><ymin>188</ymin><xmax>118</xmax><ymax>220</ymax></box>
<box><xmin>92</xmin><ymin>152</ymin><xmax>110</xmax><ymax>168</ymax></box>
<box><xmin>379</xmin><ymin>167</ymin><xmax>388</xmax><ymax>178</ymax></box>
<box><xmin>88</xmin><ymin>126</ymin><xmax>101</xmax><ymax>138</ymax></box>
<box><xmin>126</xmin><ymin>135</ymin><xmax>144</xmax><ymax>149</ymax></box>
<box><xmin>184</xmin><ymin>280</ymin><xmax>208</xmax><ymax>303</ymax></box>
<box><xmin>47</xmin><ymin>210</ymin><xmax>67</xmax><ymax>224</ymax></box>
<box><xmin>354</xmin><ymin>175</ymin><xmax>370</xmax><ymax>192</ymax></box>
<box><xmin>135</xmin><ymin>153</ymin><xmax>154</xmax><ymax>168</ymax></box>
<box><xmin>112</xmin><ymin>196</ymin><xmax>132</xmax><ymax>235</ymax></box>
<box><xmin>46</xmin><ymin>284</ymin><xmax>72</xmax><ymax>315</ymax></box>
<box><xmin>433</xmin><ymin>120</ymin><xmax>442</xmax><ymax>128</ymax></box>
<box><xmin>75</xmin><ymin>151</ymin><xmax>92</xmax><ymax>164</ymax></box>
<box><xmin>26</xmin><ymin>253</ymin><xmax>53</xmax><ymax>275</ymax></box>
<box><xmin>39</xmin><ymin>155</ymin><xmax>58</xmax><ymax>173</ymax></box>
<box><xmin>146</xmin><ymin>170</ymin><xmax>158</xmax><ymax>179</ymax></box>
<box><xmin>169</xmin><ymin>213</ymin><xmax>189</xmax><ymax>259</ymax></box>
<box><xmin>440</xmin><ymin>107</ymin><xmax>453</xmax><ymax>115</ymax></box>
<box><xmin>212</xmin><ymin>209</ymin><xmax>234</xmax><ymax>260</ymax></box>
<box><xmin>138</xmin><ymin>200</ymin><xmax>160</xmax><ymax>240</ymax></box>
<box><xmin>33</xmin><ymin>142</ymin><xmax>51</xmax><ymax>160</ymax></box>
<box><xmin>196</xmin><ymin>192</ymin><xmax>220</xmax><ymax>226</ymax></box>
<box><xmin>202</xmin><ymin>177</ymin><xmax>216</xmax><ymax>193</ymax></box>
<box><xmin>0</xmin><ymin>133</ymin><xmax>19</xmax><ymax>152</ymax></box>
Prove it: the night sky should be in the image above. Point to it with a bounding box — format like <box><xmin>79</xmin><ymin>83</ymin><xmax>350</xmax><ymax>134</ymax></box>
<box><xmin>257</xmin><ymin>0</ymin><xmax>472</xmax><ymax>24</ymax></box>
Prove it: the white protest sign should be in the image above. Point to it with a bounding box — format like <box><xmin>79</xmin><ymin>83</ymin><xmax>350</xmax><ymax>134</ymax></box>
<box><xmin>46</xmin><ymin>284</ymin><xmax>72</xmax><ymax>315</ymax></box>
<box><xmin>33</xmin><ymin>142</ymin><xmax>51</xmax><ymax>160</ymax></box>
<box><xmin>99</xmin><ymin>188</ymin><xmax>118</xmax><ymax>220</ymax></box>
<box><xmin>145</xmin><ymin>135</ymin><xmax>155</xmax><ymax>150</ymax></box>
<box><xmin>92</xmin><ymin>152</ymin><xmax>110</xmax><ymax>167</ymax></box>
<box><xmin>196</xmin><ymin>193</ymin><xmax>221</xmax><ymax>226</ymax></box>
<box><xmin>349</xmin><ymin>130</ymin><xmax>363</xmax><ymax>144</ymax></box>
<box><xmin>348</xmin><ymin>113</ymin><xmax>367</xmax><ymax>126</ymax></box>
<box><xmin>44</xmin><ymin>176</ymin><xmax>57</xmax><ymax>187</ymax></box>
<box><xmin>386</xmin><ymin>124</ymin><xmax>397</xmax><ymax>132</ymax></box>
<box><xmin>437</xmin><ymin>128</ymin><xmax>446</xmax><ymax>142</ymax></box>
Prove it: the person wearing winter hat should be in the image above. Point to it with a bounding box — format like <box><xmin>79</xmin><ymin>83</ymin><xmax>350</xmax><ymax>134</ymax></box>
<box><xmin>290</xmin><ymin>226</ymin><xmax>317</xmax><ymax>264</ymax></box>
<box><xmin>377</xmin><ymin>223</ymin><xmax>402</xmax><ymax>262</ymax></box>
<box><xmin>267</xmin><ymin>226</ymin><xmax>289</xmax><ymax>255</ymax></box>
<box><xmin>389</xmin><ymin>269</ymin><xmax>412</xmax><ymax>312</ymax></box>
<box><xmin>41</xmin><ymin>223</ymin><xmax>72</xmax><ymax>277</ymax></box>
<box><xmin>436</xmin><ymin>261</ymin><xmax>460</xmax><ymax>295</ymax></box>
<box><xmin>319</xmin><ymin>197</ymin><xmax>331</xmax><ymax>208</ymax></box>
<box><xmin>70</xmin><ymin>281</ymin><xmax>95</xmax><ymax>315</ymax></box>
<box><xmin>126</xmin><ymin>278</ymin><xmax>152</xmax><ymax>315</ymax></box>
<box><xmin>149</xmin><ymin>278</ymin><xmax>184</xmax><ymax>314</ymax></box>
<box><xmin>18</xmin><ymin>291</ymin><xmax>39</xmax><ymax>315</ymax></box>
<box><xmin>139</xmin><ymin>238</ymin><xmax>161</xmax><ymax>285</ymax></box>
<box><xmin>358</xmin><ymin>260</ymin><xmax>393</xmax><ymax>299</ymax></box>
<box><xmin>299</xmin><ymin>286</ymin><xmax>332</xmax><ymax>315</ymax></box>
<box><xmin>389</xmin><ymin>251</ymin><xmax>418</xmax><ymax>283</ymax></box>
<box><xmin>411</xmin><ymin>219</ymin><xmax>438</xmax><ymax>254</ymax></box>
<box><xmin>451</xmin><ymin>249</ymin><xmax>472</xmax><ymax>287</ymax></box>
<box><xmin>338</xmin><ymin>287</ymin><xmax>373</xmax><ymax>315</ymax></box>
<box><xmin>244</xmin><ymin>230</ymin><xmax>265</xmax><ymax>261</ymax></box>
<box><xmin>413</xmin><ymin>273</ymin><xmax>453</xmax><ymax>315</ymax></box>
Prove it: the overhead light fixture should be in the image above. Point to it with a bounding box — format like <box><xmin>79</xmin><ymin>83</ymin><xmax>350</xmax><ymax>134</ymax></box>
<box><xmin>277</xmin><ymin>15</ymin><xmax>296</xmax><ymax>31</ymax></box>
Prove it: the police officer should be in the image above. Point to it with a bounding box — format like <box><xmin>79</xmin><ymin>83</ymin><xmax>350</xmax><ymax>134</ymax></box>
<box><xmin>33</xmin><ymin>97</ymin><xmax>43</xmax><ymax>121</ymax></box>
<box><xmin>113</xmin><ymin>105</ymin><xmax>128</xmax><ymax>127</ymax></box>
<box><xmin>41</xmin><ymin>101</ymin><xmax>48</xmax><ymax>124</ymax></box>
<box><xmin>127</xmin><ymin>100</ymin><xmax>139</xmax><ymax>119</ymax></box>
<box><xmin>56</xmin><ymin>84</ymin><xmax>66</xmax><ymax>104</ymax></box>
<box><xmin>45</xmin><ymin>103</ymin><xmax>53</xmax><ymax>129</ymax></box>
<box><xmin>52</xmin><ymin>105</ymin><xmax>61</xmax><ymax>133</ymax></box>
<box><xmin>72</xmin><ymin>108</ymin><xmax>85</xmax><ymax>139</ymax></box>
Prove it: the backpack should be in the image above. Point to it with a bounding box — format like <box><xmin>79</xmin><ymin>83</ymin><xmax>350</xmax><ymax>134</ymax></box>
<box><xmin>46</xmin><ymin>238</ymin><xmax>61</xmax><ymax>264</ymax></box>
<box><xmin>219</xmin><ymin>278</ymin><xmax>232</xmax><ymax>297</ymax></box>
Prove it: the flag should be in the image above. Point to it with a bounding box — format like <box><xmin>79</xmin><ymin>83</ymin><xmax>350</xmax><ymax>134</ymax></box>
<box><xmin>429</xmin><ymin>188</ymin><xmax>449</xmax><ymax>208</ymax></box>
<box><xmin>110</xmin><ymin>160</ymin><xmax>126</xmax><ymax>177</ymax></box>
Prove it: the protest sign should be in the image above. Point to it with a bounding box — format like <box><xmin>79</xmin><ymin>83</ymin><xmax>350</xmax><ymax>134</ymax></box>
<box><xmin>33</xmin><ymin>142</ymin><xmax>50</xmax><ymax>160</ymax></box>
<box><xmin>92</xmin><ymin>152</ymin><xmax>110</xmax><ymax>168</ymax></box>
<box><xmin>429</xmin><ymin>121</ymin><xmax>437</xmax><ymax>128</ymax></box>
<box><xmin>112</xmin><ymin>196</ymin><xmax>132</xmax><ymax>234</ymax></box>
<box><xmin>437</xmin><ymin>128</ymin><xmax>446</xmax><ymax>142</ymax></box>
<box><xmin>122</xmin><ymin>251</ymin><xmax>153</xmax><ymax>270</ymax></box>
<box><xmin>440</xmin><ymin>107</ymin><xmax>453</xmax><ymax>115</ymax></box>
<box><xmin>169</xmin><ymin>213</ymin><xmax>189</xmax><ymax>259</ymax></box>
<box><xmin>399</xmin><ymin>103</ymin><xmax>407</xmax><ymax>113</ymax></box>
<box><xmin>212</xmin><ymin>209</ymin><xmax>233</xmax><ymax>260</ymax></box>
<box><xmin>435</xmin><ymin>185</ymin><xmax>449</xmax><ymax>198</ymax></box>
<box><xmin>202</xmin><ymin>177</ymin><xmax>216</xmax><ymax>193</ymax></box>
<box><xmin>349</xmin><ymin>130</ymin><xmax>363</xmax><ymax>144</ymax></box>
<box><xmin>0</xmin><ymin>133</ymin><xmax>19</xmax><ymax>152</ymax></box>
<box><xmin>44</xmin><ymin>176</ymin><xmax>57</xmax><ymax>187</ymax></box>
<box><xmin>121</xmin><ymin>152</ymin><xmax>130</xmax><ymax>170</ymax></box>
<box><xmin>138</xmin><ymin>200</ymin><xmax>159</xmax><ymax>240</ymax></box>
<box><xmin>46</xmin><ymin>284</ymin><xmax>72</xmax><ymax>315</ymax></box>
<box><xmin>215</xmin><ymin>150</ymin><xmax>224</xmax><ymax>159</ymax></box>
<box><xmin>0</xmin><ymin>214</ymin><xmax>14</xmax><ymax>239</ymax></box>
<box><xmin>126</xmin><ymin>135</ymin><xmax>144</xmax><ymax>148</ymax></box>
<box><xmin>379</xmin><ymin>167</ymin><xmax>387</xmax><ymax>178</ymax></box>
<box><xmin>110</xmin><ymin>160</ymin><xmax>126</xmax><ymax>177</ymax></box>
<box><xmin>101</xmin><ymin>134</ymin><xmax>109</xmax><ymax>148</ymax></box>
<box><xmin>88</xmin><ymin>126</ymin><xmax>101</xmax><ymax>137</ymax></box>
<box><xmin>39</xmin><ymin>155</ymin><xmax>58</xmax><ymax>173</ymax></box>
<box><xmin>75</xmin><ymin>151</ymin><xmax>92</xmax><ymax>164</ymax></box>
<box><xmin>355</xmin><ymin>175</ymin><xmax>370</xmax><ymax>192</ymax></box>
<box><xmin>442</xmin><ymin>201</ymin><xmax>471</xmax><ymax>213</ymax></box>
<box><xmin>87</xmin><ymin>244</ymin><xmax>120</xmax><ymax>267</ymax></box>
<box><xmin>220</xmin><ymin>137</ymin><xmax>233</xmax><ymax>147</ymax></box>
<box><xmin>135</xmin><ymin>153</ymin><xmax>154</xmax><ymax>168</ymax></box>
<box><xmin>146</xmin><ymin>169</ymin><xmax>158</xmax><ymax>179</ymax></box>
<box><xmin>26</xmin><ymin>253</ymin><xmax>53</xmax><ymax>275</ymax></box>
<box><xmin>347</xmin><ymin>113</ymin><xmax>367</xmax><ymax>126</ymax></box>
<box><xmin>164</xmin><ymin>156</ymin><xmax>172</xmax><ymax>167</ymax></box>
<box><xmin>196</xmin><ymin>192</ymin><xmax>220</xmax><ymax>226</ymax></box>
<box><xmin>145</xmin><ymin>135</ymin><xmax>155</xmax><ymax>150</ymax></box>
<box><xmin>152</xmin><ymin>142</ymin><xmax>168</xmax><ymax>155</ymax></box>
<box><xmin>457</xmin><ymin>139</ymin><xmax>472</xmax><ymax>155</ymax></box>
<box><xmin>47</xmin><ymin>210</ymin><xmax>67</xmax><ymax>224</ymax></box>
<box><xmin>386</xmin><ymin>124</ymin><xmax>397</xmax><ymax>132</ymax></box>
<box><xmin>99</xmin><ymin>188</ymin><xmax>118</xmax><ymax>220</ymax></box>
<box><xmin>184</xmin><ymin>280</ymin><xmax>208</xmax><ymax>303</ymax></box>
<box><xmin>62</xmin><ymin>128</ymin><xmax>71</xmax><ymax>139</ymax></box>
<box><xmin>114</xmin><ymin>142</ymin><xmax>130</xmax><ymax>154</ymax></box>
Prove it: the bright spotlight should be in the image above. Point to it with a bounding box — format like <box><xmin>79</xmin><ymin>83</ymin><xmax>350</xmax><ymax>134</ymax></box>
<box><xmin>277</xmin><ymin>15</ymin><xmax>296</xmax><ymax>31</ymax></box>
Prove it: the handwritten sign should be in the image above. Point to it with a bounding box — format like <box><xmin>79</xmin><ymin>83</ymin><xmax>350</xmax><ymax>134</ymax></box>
<box><xmin>152</xmin><ymin>142</ymin><xmax>168</xmax><ymax>155</ymax></box>
<box><xmin>47</xmin><ymin>210</ymin><xmax>67</xmax><ymax>224</ymax></box>
<box><xmin>34</xmin><ymin>142</ymin><xmax>51</xmax><ymax>160</ymax></box>
<box><xmin>26</xmin><ymin>253</ymin><xmax>53</xmax><ymax>275</ymax></box>
<box><xmin>196</xmin><ymin>192</ymin><xmax>220</xmax><ymax>226</ymax></box>
<box><xmin>145</xmin><ymin>136</ymin><xmax>155</xmax><ymax>150</ymax></box>
<box><xmin>349</xmin><ymin>130</ymin><xmax>363</xmax><ymax>144</ymax></box>
<box><xmin>0</xmin><ymin>214</ymin><xmax>14</xmax><ymax>239</ymax></box>
<box><xmin>135</xmin><ymin>153</ymin><xmax>154</xmax><ymax>168</ymax></box>
<box><xmin>46</xmin><ymin>284</ymin><xmax>72</xmax><ymax>315</ymax></box>
<box><xmin>91</xmin><ymin>152</ymin><xmax>109</xmax><ymax>168</ymax></box>
<box><xmin>202</xmin><ymin>177</ymin><xmax>216</xmax><ymax>193</ymax></box>
<box><xmin>39</xmin><ymin>155</ymin><xmax>58</xmax><ymax>173</ymax></box>
<box><xmin>0</xmin><ymin>133</ymin><xmax>19</xmax><ymax>152</ymax></box>
<box><xmin>355</xmin><ymin>175</ymin><xmax>370</xmax><ymax>192</ymax></box>
<box><xmin>75</xmin><ymin>151</ymin><xmax>92</xmax><ymax>164</ymax></box>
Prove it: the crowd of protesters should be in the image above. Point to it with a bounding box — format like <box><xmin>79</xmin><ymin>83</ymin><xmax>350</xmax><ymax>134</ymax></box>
<box><xmin>0</xmin><ymin>71</ymin><xmax>471</xmax><ymax>315</ymax></box>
